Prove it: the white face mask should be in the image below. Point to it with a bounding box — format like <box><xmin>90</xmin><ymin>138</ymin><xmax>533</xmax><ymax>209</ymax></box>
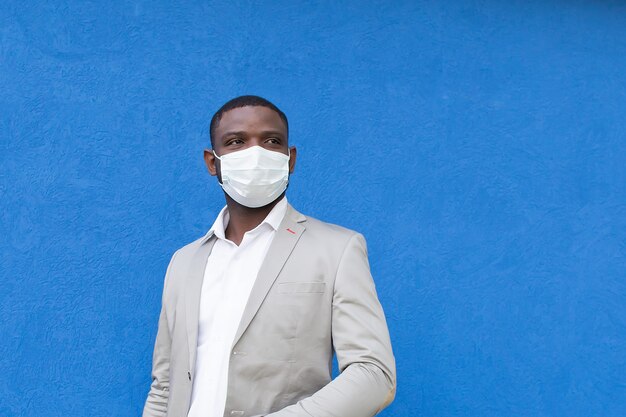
<box><xmin>213</xmin><ymin>145</ymin><xmax>291</xmax><ymax>208</ymax></box>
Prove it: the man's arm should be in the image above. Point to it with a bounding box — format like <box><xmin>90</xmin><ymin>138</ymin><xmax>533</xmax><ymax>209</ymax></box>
<box><xmin>143</xmin><ymin>250</ymin><xmax>179</xmax><ymax>417</ymax></box>
<box><xmin>264</xmin><ymin>232</ymin><xmax>397</xmax><ymax>417</ymax></box>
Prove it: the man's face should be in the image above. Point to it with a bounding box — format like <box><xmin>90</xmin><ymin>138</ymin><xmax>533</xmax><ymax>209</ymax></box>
<box><xmin>204</xmin><ymin>105</ymin><xmax>297</xmax><ymax>187</ymax></box>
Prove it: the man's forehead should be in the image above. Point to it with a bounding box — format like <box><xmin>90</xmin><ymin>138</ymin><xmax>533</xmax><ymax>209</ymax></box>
<box><xmin>218</xmin><ymin>106</ymin><xmax>286</xmax><ymax>131</ymax></box>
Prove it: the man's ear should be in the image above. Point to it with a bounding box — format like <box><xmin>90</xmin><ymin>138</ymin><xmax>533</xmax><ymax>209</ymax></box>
<box><xmin>288</xmin><ymin>146</ymin><xmax>297</xmax><ymax>174</ymax></box>
<box><xmin>203</xmin><ymin>149</ymin><xmax>218</xmax><ymax>176</ymax></box>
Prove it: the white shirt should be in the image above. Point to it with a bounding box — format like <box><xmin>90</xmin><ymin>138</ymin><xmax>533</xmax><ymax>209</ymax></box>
<box><xmin>187</xmin><ymin>196</ymin><xmax>289</xmax><ymax>417</ymax></box>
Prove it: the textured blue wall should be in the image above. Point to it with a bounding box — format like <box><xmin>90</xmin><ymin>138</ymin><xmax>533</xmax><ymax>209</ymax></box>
<box><xmin>1</xmin><ymin>1</ymin><xmax>625</xmax><ymax>416</ymax></box>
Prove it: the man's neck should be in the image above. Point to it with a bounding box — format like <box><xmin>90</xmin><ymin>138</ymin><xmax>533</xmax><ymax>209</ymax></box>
<box><xmin>224</xmin><ymin>194</ymin><xmax>285</xmax><ymax>246</ymax></box>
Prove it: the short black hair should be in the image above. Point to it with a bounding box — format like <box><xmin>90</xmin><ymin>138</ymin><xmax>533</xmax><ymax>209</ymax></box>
<box><xmin>209</xmin><ymin>95</ymin><xmax>288</xmax><ymax>148</ymax></box>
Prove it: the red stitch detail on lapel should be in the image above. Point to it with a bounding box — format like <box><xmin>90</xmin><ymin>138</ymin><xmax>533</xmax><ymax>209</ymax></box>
<box><xmin>286</xmin><ymin>228</ymin><xmax>296</xmax><ymax>234</ymax></box>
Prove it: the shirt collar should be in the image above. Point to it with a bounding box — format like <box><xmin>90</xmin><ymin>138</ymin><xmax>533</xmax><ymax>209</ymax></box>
<box><xmin>207</xmin><ymin>196</ymin><xmax>289</xmax><ymax>241</ymax></box>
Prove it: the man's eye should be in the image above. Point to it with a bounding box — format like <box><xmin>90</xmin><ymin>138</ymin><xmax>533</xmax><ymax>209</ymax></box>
<box><xmin>267</xmin><ymin>137</ymin><xmax>280</xmax><ymax>144</ymax></box>
<box><xmin>228</xmin><ymin>139</ymin><xmax>244</xmax><ymax>145</ymax></box>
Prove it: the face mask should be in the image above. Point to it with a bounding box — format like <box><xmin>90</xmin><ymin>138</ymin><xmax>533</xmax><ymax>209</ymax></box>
<box><xmin>213</xmin><ymin>145</ymin><xmax>291</xmax><ymax>208</ymax></box>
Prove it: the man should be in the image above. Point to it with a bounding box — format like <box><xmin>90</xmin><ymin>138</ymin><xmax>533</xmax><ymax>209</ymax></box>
<box><xmin>143</xmin><ymin>95</ymin><xmax>396</xmax><ymax>417</ymax></box>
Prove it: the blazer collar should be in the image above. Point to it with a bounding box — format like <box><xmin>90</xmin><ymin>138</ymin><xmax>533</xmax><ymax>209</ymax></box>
<box><xmin>198</xmin><ymin>197</ymin><xmax>305</xmax><ymax>245</ymax></box>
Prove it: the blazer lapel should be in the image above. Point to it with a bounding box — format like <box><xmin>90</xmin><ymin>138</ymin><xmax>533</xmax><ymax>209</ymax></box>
<box><xmin>230</xmin><ymin>202</ymin><xmax>307</xmax><ymax>349</ymax></box>
<box><xmin>185</xmin><ymin>232</ymin><xmax>217</xmax><ymax>371</ymax></box>
<box><xmin>184</xmin><ymin>202</ymin><xmax>307</xmax><ymax>369</ymax></box>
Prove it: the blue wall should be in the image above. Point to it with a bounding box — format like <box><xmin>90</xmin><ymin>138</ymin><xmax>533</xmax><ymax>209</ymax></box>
<box><xmin>1</xmin><ymin>1</ymin><xmax>625</xmax><ymax>416</ymax></box>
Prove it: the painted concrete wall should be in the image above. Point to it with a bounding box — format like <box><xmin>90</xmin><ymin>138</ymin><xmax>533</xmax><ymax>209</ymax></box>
<box><xmin>1</xmin><ymin>1</ymin><xmax>625</xmax><ymax>416</ymax></box>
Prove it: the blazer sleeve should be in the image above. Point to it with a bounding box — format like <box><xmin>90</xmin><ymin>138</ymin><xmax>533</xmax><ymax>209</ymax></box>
<box><xmin>142</xmin><ymin>249</ymin><xmax>179</xmax><ymax>417</ymax></box>
<box><xmin>264</xmin><ymin>232</ymin><xmax>397</xmax><ymax>417</ymax></box>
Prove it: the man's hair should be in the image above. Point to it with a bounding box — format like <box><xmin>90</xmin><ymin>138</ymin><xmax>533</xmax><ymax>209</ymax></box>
<box><xmin>209</xmin><ymin>95</ymin><xmax>288</xmax><ymax>148</ymax></box>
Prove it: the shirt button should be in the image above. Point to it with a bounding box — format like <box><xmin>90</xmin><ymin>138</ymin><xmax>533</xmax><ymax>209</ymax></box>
<box><xmin>187</xmin><ymin>371</ymin><xmax>191</xmax><ymax>381</ymax></box>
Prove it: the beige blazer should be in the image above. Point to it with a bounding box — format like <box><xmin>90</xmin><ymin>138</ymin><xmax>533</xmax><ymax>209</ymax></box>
<box><xmin>143</xmin><ymin>201</ymin><xmax>397</xmax><ymax>417</ymax></box>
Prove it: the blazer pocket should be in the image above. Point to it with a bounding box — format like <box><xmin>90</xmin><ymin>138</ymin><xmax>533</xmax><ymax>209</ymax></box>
<box><xmin>276</xmin><ymin>281</ymin><xmax>326</xmax><ymax>294</ymax></box>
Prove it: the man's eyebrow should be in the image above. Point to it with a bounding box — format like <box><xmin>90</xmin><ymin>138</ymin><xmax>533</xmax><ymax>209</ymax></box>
<box><xmin>261</xmin><ymin>130</ymin><xmax>286</xmax><ymax>137</ymax></box>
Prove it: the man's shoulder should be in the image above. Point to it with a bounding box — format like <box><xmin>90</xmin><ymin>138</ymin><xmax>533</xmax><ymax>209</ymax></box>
<box><xmin>170</xmin><ymin>234</ymin><xmax>209</xmax><ymax>260</ymax></box>
<box><xmin>299</xmin><ymin>211</ymin><xmax>361</xmax><ymax>241</ymax></box>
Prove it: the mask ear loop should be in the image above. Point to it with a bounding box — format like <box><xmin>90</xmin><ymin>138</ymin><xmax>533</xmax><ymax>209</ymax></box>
<box><xmin>212</xmin><ymin>150</ymin><xmax>226</xmax><ymax>186</ymax></box>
